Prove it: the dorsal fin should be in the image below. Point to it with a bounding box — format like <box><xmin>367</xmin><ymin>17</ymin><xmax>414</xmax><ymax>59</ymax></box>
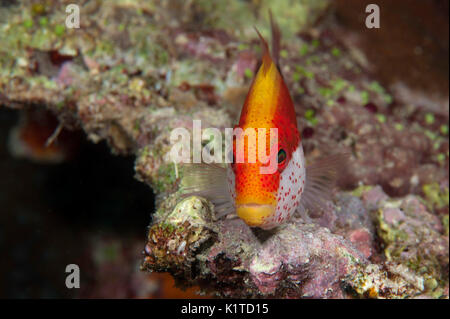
<box><xmin>269</xmin><ymin>10</ymin><xmax>281</xmax><ymax>69</ymax></box>
<box><xmin>253</xmin><ymin>26</ymin><xmax>272</xmax><ymax>75</ymax></box>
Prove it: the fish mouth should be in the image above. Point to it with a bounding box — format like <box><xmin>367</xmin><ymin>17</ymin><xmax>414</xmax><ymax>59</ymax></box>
<box><xmin>236</xmin><ymin>203</ymin><xmax>275</xmax><ymax>227</ymax></box>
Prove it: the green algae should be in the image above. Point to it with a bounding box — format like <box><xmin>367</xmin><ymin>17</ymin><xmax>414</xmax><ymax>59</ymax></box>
<box><xmin>436</xmin><ymin>153</ymin><xmax>446</xmax><ymax>164</ymax></box>
<box><xmin>154</xmin><ymin>162</ymin><xmax>178</xmax><ymax>194</ymax></box>
<box><xmin>350</xmin><ymin>185</ymin><xmax>374</xmax><ymax>197</ymax></box>
<box><xmin>330</xmin><ymin>78</ymin><xmax>347</xmax><ymax>92</ymax></box>
<box><xmin>368</xmin><ymin>81</ymin><xmax>392</xmax><ymax>104</ymax></box>
<box><xmin>39</xmin><ymin>16</ymin><xmax>48</xmax><ymax>27</ymax></box>
<box><xmin>424</xmin><ymin>130</ymin><xmax>437</xmax><ymax>141</ymax></box>
<box><xmin>442</xmin><ymin>215</ymin><xmax>449</xmax><ymax>236</ymax></box>
<box><xmin>244</xmin><ymin>68</ymin><xmax>253</xmax><ymax>79</ymax></box>
<box><xmin>54</xmin><ymin>24</ymin><xmax>65</xmax><ymax>36</ymax></box>
<box><xmin>311</xmin><ymin>39</ymin><xmax>320</xmax><ymax>48</ymax></box>
<box><xmin>331</xmin><ymin>47</ymin><xmax>341</xmax><ymax>57</ymax></box>
<box><xmin>23</xmin><ymin>19</ymin><xmax>33</xmax><ymax>28</ymax></box>
<box><xmin>422</xmin><ymin>183</ymin><xmax>449</xmax><ymax>211</ymax></box>
<box><xmin>376</xmin><ymin>114</ymin><xmax>386</xmax><ymax>123</ymax></box>
<box><xmin>360</xmin><ymin>91</ymin><xmax>369</xmax><ymax>105</ymax></box>
<box><xmin>294</xmin><ymin>65</ymin><xmax>314</xmax><ymax>80</ymax></box>
<box><xmin>376</xmin><ymin>208</ymin><xmax>409</xmax><ymax>260</ymax></box>
<box><xmin>305</xmin><ymin>55</ymin><xmax>321</xmax><ymax>66</ymax></box>
<box><xmin>280</xmin><ymin>49</ymin><xmax>288</xmax><ymax>58</ymax></box>
<box><xmin>318</xmin><ymin>87</ymin><xmax>333</xmax><ymax>98</ymax></box>
<box><xmin>304</xmin><ymin>109</ymin><xmax>314</xmax><ymax>118</ymax></box>
<box><xmin>425</xmin><ymin>113</ymin><xmax>435</xmax><ymax>125</ymax></box>
<box><xmin>373</xmin><ymin>196</ymin><xmax>448</xmax><ymax>297</ymax></box>
<box><xmin>299</xmin><ymin>43</ymin><xmax>309</xmax><ymax>56</ymax></box>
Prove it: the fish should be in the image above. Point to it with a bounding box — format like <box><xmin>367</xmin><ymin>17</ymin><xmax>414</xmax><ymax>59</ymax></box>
<box><xmin>182</xmin><ymin>14</ymin><xmax>346</xmax><ymax>230</ymax></box>
<box><xmin>8</xmin><ymin>108</ymin><xmax>79</xmax><ymax>164</ymax></box>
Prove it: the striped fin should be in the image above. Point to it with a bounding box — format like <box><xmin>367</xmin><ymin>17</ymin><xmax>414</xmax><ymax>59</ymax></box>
<box><xmin>180</xmin><ymin>163</ymin><xmax>235</xmax><ymax>218</ymax></box>
<box><xmin>301</xmin><ymin>152</ymin><xmax>350</xmax><ymax>213</ymax></box>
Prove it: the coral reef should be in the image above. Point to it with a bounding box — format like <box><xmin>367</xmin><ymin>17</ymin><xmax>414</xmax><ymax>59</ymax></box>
<box><xmin>1</xmin><ymin>0</ymin><xmax>448</xmax><ymax>298</ymax></box>
<box><xmin>142</xmin><ymin>188</ymin><xmax>448</xmax><ymax>298</ymax></box>
<box><xmin>143</xmin><ymin>195</ymin><xmax>368</xmax><ymax>298</ymax></box>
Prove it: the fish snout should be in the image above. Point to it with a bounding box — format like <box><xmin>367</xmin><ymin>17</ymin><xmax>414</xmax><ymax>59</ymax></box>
<box><xmin>236</xmin><ymin>203</ymin><xmax>275</xmax><ymax>227</ymax></box>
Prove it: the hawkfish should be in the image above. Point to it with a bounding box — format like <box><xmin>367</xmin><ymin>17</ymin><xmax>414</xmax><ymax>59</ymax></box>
<box><xmin>182</xmin><ymin>15</ymin><xmax>345</xmax><ymax>230</ymax></box>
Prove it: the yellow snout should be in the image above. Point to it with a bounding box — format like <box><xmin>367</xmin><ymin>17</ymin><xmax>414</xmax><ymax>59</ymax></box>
<box><xmin>236</xmin><ymin>203</ymin><xmax>275</xmax><ymax>227</ymax></box>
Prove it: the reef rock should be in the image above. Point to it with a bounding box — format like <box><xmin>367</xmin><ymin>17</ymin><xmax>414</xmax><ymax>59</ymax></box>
<box><xmin>142</xmin><ymin>187</ymin><xmax>448</xmax><ymax>298</ymax></box>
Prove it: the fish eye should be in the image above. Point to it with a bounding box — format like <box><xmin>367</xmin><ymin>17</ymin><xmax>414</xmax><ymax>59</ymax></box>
<box><xmin>277</xmin><ymin>149</ymin><xmax>286</xmax><ymax>164</ymax></box>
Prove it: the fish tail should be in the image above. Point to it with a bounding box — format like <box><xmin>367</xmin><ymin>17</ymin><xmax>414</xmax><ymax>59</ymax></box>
<box><xmin>301</xmin><ymin>152</ymin><xmax>350</xmax><ymax>213</ymax></box>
